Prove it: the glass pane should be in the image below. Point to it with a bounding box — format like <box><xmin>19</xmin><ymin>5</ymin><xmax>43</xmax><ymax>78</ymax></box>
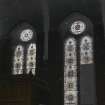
<box><xmin>20</xmin><ymin>29</ymin><xmax>34</xmax><ymax>42</ymax></box>
<box><xmin>70</xmin><ymin>21</ymin><xmax>86</xmax><ymax>35</ymax></box>
<box><xmin>26</xmin><ymin>43</ymin><xmax>36</xmax><ymax>75</ymax></box>
<box><xmin>13</xmin><ymin>45</ymin><xmax>24</xmax><ymax>75</ymax></box>
<box><xmin>80</xmin><ymin>36</ymin><xmax>93</xmax><ymax>64</ymax></box>
<box><xmin>64</xmin><ymin>38</ymin><xmax>78</xmax><ymax>105</ymax></box>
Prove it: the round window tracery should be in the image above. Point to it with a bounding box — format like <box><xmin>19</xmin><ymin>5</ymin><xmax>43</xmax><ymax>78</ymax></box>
<box><xmin>70</xmin><ymin>21</ymin><xmax>86</xmax><ymax>35</ymax></box>
<box><xmin>20</xmin><ymin>29</ymin><xmax>33</xmax><ymax>42</ymax></box>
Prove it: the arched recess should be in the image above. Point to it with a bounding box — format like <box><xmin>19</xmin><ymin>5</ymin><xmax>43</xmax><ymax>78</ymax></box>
<box><xmin>11</xmin><ymin>23</ymin><xmax>37</xmax><ymax>76</ymax></box>
<box><xmin>59</xmin><ymin>13</ymin><xmax>96</xmax><ymax>105</ymax></box>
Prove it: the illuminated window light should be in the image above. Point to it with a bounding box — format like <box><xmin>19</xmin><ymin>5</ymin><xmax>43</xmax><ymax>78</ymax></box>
<box><xmin>64</xmin><ymin>38</ymin><xmax>78</xmax><ymax>105</ymax></box>
<box><xmin>70</xmin><ymin>21</ymin><xmax>86</xmax><ymax>35</ymax></box>
<box><xmin>13</xmin><ymin>45</ymin><xmax>24</xmax><ymax>75</ymax></box>
<box><xmin>20</xmin><ymin>29</ymin><xmax>33</xmax><ymax>42</ymax></box>
<box><xmin>26</xmin><ymin>43</ymin><xmax>36</xmax><ymax>75</ymax></box>
<box><xmin>80</xmin><ymin>36</ymin><xmax>93</xmax><ymax>64</ymax></box>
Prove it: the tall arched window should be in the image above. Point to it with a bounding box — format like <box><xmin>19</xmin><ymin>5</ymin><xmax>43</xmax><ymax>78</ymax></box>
<box><xmin>59</xmin><ymin>13</ymin><xmax>96</xmax><ymax>105</ymax></box>
<box><xmin>12</xmin><ymin>23</ymin><xmax>37</xmax><ymax>76</ymax></box>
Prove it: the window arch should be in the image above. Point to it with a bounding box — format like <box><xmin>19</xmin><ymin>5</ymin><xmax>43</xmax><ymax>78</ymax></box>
<box><xmin>20</xmin><ymin>29</ymin><xmax>34</xmax><ymax>42</ymax></box>
<box><xmin>13</xmin><ymin>45</ymin><xmax>24</xmax><ymax>75</ymax></box>
<box><xmin>59</xmin><ymin>13</ymin><xmax>96</xmax><ymax>105</ymax></box>
<box><xmin>11</xmin><ymin>23</ymin><xmax>37</xmax><ymax>76</ymax></box>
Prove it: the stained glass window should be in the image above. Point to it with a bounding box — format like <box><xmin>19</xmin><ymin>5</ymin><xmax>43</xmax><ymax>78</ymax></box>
<box><xmin>20</xmin><ymin>29</ymin><xmax>33</xmax><ymax>42</ymax></box>
<box><xmin>80</xmin><ymin>36</ymin><xmax>93</xmax><ymax>64</ymax></box>
<box><xmin>64</xmin><ymin>38</ymin><xmax>78</xmax><ymax>105</ymax></box>
<box><xmin>26</xmin><ymin>43</ymin><xmax>36</xmax><ymax>75</ymax></box>
<box><xmin>12</xmin><ymin>26</ymin><xmax>36</xmax><ymax>76</ymax></box>
<box><xmin>62</xmin><ymin>13</ymin><xmax>94</xmax><ymax>105</ymax></box>
<box><xmin>70</xmin><ymin>21</ymin><xmax>86</xmax><ymax>35</ymax></box>
<box><xmin>13</xmin><ymin>45</ymin><xmax>24</xmax><ymax>75</ymax></box>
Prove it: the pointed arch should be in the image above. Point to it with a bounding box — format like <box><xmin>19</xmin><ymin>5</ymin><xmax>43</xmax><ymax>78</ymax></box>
<box><xmin>59</xmin><ymin>13</ymin><xmax>96</xmax><ymax>105</ymax></box>
<box><xmin>11</xmin><ymin>23</ymin><xmax>37</xmax><ymax>76</ymax></box>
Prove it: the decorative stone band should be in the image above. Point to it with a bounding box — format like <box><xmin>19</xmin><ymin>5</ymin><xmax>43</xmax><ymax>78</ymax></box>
<box><xmin>64</xmin><ymin>38</ymin><xmax>78</xmax><ymax>105</ymax></box>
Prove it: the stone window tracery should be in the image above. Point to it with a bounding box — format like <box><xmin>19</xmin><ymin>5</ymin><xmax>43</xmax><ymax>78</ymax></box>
<box><xmin>12</xmin><ymin>27</ymin><xmax>37</xmax><ymax>76</ymax></box>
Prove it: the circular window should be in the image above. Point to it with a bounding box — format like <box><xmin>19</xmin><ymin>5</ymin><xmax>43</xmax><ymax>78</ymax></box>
<box><xmin>70</xmin><ymin>21</ymin><xmax>86</xmax><ymax>35</ymax></box>
<box><xmin>20</xmin><ymin>29</ymin><xmax>33</xmax><ymax>42</ymax></box>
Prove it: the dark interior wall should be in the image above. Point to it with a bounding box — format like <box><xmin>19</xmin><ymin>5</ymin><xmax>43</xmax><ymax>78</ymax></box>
<box><xmin>101</xmin><ymin>0</ymin><xmax>105</xmax><ymax>34</ymax></box>
<box><xmin>0</xmin><ymin>0</ymin><xmax>44</xmax><ymax>37</ymax></box>
<box><xmin>0</xmin><ymin>0</ymin><xmax>104</xmax><ymax>105</ymax></box>
<box><xmin>48</xmin><ymin>0</ymin><xmax>102</xmax><ymax>29</ymax></box>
